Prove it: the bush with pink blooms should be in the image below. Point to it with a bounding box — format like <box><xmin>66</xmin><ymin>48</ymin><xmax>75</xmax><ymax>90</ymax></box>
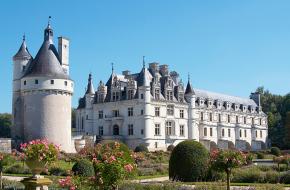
<box><xmin>210</xmin><ymin>149</ymin><xmax>248</xmax><ymax>190</ymax></box>
<box><xmin>20</xmin><ymin>139</ymin><xmax>59</xmax><ymax>164</ymax></box>
<box><xmin>59</xmin><ymin>142</ymin><xmax>136</xmax><ymax>190</ymax></box>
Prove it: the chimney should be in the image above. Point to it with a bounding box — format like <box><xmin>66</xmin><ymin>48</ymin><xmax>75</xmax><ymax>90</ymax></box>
<box><xmin>122</xmin><ymin>70</ymin><xmax>131</xmax><ymax>76</ymax></box>
<box><xmin>58</xmin><ymin>37</ymin><xmax>70</xmax><ymax>74</ymax></box>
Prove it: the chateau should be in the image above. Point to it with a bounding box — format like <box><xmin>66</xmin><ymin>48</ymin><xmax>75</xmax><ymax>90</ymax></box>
<box><xmin>11</xmin><ymin>22</ymin><xmax>74</xmax><ymax>152</ymax></box>
<box><xmin>76</xmin><ymin>61</ymin><xmax>268</xmax><ymax>151</ymax></box>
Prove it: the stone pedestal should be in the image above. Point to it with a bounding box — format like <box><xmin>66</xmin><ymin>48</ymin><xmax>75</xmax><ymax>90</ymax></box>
<box><xmin>21</xmin><ymin>176</ymin><xmax>52</xmax><ymax>190</ymax></box>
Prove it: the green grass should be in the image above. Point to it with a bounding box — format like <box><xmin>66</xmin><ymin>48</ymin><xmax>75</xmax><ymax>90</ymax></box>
<box><xmin>183</xmin><ymin>181</ymin><xmax>290</xmax><ymax>187</ymax></box>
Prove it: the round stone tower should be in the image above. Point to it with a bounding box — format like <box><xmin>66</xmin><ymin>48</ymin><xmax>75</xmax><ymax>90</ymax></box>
<box><xmin>19</xmin><ymin>23</ymin><xmax>74</xmax><ymax>152</ymax></box>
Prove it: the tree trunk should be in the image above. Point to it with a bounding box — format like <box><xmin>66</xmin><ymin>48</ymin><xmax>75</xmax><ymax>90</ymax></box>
<box><xmin>226</xmin><ymin>169</ymin><xmax>230</xmax><ymax>190</ymax></box>
<box><xmin>0</xmin><ymin>171</ymin><xmax>3</xmax><ymax>190</ymax></box>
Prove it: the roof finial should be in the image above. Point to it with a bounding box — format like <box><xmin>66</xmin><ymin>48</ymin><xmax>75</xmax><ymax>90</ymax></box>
<box><xmin>48</xmin><ymin>16</ymin><xmax>52</xmax><ymax>27</ymax></box>
<box><xmin>188</xmin><ymin>73</ymin><xmax>190</xmax><ymax>82</ymax></box>
<box><xmin>142</xmin><ymin>56</ymin><xmax>145</xmax><ymax>68</ymax></box>
<box><xmin>23</xmin><ymin>33</ymin><xmax>26</xmax><ymax>42</ymax></box>
<box><xmin>111</xmin><ymin>62</ymin><xmax>114</xmax><ymax>74</ymax></box>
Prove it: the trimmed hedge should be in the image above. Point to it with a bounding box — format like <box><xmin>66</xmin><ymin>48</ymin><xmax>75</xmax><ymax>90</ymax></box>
<box><xmin>72</xmin><ymin>159</ymin><xmax>94</xmax><ymax>177</ymax></box>
<box><xmin>256</xmin><ymin>152</ymin><xmax>265</xmax><ymax>159</ymax></box>
<box><xmin>169</xmin><ymin>140</ymin><xmax>209</xmax><ymax>182</ymax></box>
<box><xmin>270</xmin><ymin>147</ymin><xmax>281</xmax><ymax>156</ymax></box>
<box><xmin>134</xmin><ymin>144</ymin><xmax>149</xmax><ymax>152</ymax></box>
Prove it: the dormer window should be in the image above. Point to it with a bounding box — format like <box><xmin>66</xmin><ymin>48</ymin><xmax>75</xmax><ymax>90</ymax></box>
<box><xmin>155</xmin><ymin>89</ymin><xmax>160</xmax><ymax>100</ymax></box>
<box><xmin>166</xmin><ymin>91</ymin><xmax>173</xmax><ymax>101</ymax></box>
<box><xmin>50</xmin><ymin>80</ymin><xmax>54</xmax><ymax>84</ymax></box>
<box><xmin>112</xmin><ymin>92</ymin><xmax>119</xmax><ymax>101</ymax></box>
<box><xmin>128</xmin><ymin>90</ymin><xmax>134</xmax><ymax>100</ymax></box>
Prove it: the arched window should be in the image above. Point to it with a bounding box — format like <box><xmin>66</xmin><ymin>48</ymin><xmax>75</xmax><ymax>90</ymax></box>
<box><xmin>113</xmin><ymin>125</ymin><xmax>119</xmax><ymax>135</ymax></box>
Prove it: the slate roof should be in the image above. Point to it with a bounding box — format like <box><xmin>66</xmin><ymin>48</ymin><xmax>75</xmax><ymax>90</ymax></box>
<box><xmin>13</xmin><ymin>40</ymin><xmax>32</xmax><ymax>60</ymax></box>
<box><xmin>23</xmin><ymin>26</ymin><xmax>69</xmax><ymax>79</ymax></box>
<box><xmin>193</xmin><ymin>88</ymin><xmax>257</xmax><ymax>106</ymax></box>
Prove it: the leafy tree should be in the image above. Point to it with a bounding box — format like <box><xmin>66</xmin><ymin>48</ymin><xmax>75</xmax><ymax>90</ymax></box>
<box><xmin>71</xmin><ymin>108</ymin><xmax>76</xmax><ymax>129</ymax></box>
<box><xmin>210</xmin><ymin>150</ymin><xmax>247</xmax><ymax>190</ymax></box>
<box><xmin>285</xmin><ymin>112</ymin><xmax>290</xmax><ymax>146</ymax></box>
<box><xmin>0</xmin><ymin>113</ymin><xmax>11</xmax><ymax>138</ymax></box>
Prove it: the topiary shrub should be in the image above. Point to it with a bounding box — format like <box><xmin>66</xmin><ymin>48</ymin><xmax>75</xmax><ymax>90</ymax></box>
<box><xmin>167</xmin><ymin>145</ymin><xmax>175</xmax><ymax>152</ymax></box>
<box><xmin>169</xmin><ymin>140</ymin><xmax>209</xmax><ymax>182</ymax></box>
<box><xmin>271</xmin><ymin>147</ymin><xmax>281</xmax><ymax>156</ymax></box>
<box><xmin>256</xmin><ymin>152</ymin><xmax>265</xmax><ymax>159</ymax></box>
<box><xmin>134</xmin><ymin>144</ymin><xmax>148</xmax><ymax>152</ymax></box>
<box><xmin>72</xmin><ymin>159</ymin><xmax>94</xmax><ymax>177</ymax></box>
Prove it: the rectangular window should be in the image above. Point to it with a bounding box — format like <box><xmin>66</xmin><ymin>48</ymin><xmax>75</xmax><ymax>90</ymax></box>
<box><xmin>99</xmin><ymin>126</ymin><xmax>103</xmax><ymax>136</ymax></box>
<box><xmin>228</xmin><ymin>129</ymin><xmax>231</xmax><ymax>137</ymax></box>
<box><xmin>64</xmin><ymin>81</ymin><xmax>68</xmax><ymax>86</ymax></box>
<box><xmin>236</xmin><ymin>116</ymin><xmax>239</xmax><ymax>124</ymax></box>
<box><xmin>180</xmin><ymin>110</ymin><xmax>184</xmax><ymax>119</ymax></box>
<box><xmin>218</xmin><ymin>114</ymin><xmax>221</xmax><ymax>122</ymax></box>
<box><xmin>209</xmin><ymin>113</ymin><xmax>213</xmax><ymax>121</ymax></box>
<box><xmin>166</xmin><ymin>121</ymin><xmax>174</xmax><ymax>136</ymax></box>
<box><xmin>155</xmin><ymin>142</ymin><xmax>158</xmax><ymax>148</ymax></box>
<box><xmin>227</xmin><ymin>115</ymin><xmax>231</xmax><ymax>123</ymax></box>
<box><xmin>180</xmin><ymin>125</ymin><xmax>184</xmax><ymax>136</ymax></box>
<box><xmin>201</xmin><ymin>112</ymin><xmax>204</xmax><ymax>121</ymax></box>
<box><xmin>155</xmin><ymin>107</ymin><xmax>160</xmax><ymax>117</ymax></box>
<box><xmin>166</xmin><ymin>91</ymin><xmax>173</xmax><ymax>101</ymax></box>
<box><xmin>128</xmin><ymin>107</ymin><xmax>134</xmax><ymax>117</ymax></box>
<box><xmin>141</xmin><ymin>110</ymin><xmax>144</xmax><ymax>115</ymax></box>
<box><xmin>128</xmin><ymin>90</ymin><xmax>134</xmax><ymax>100</ymax></box>
<box><xmin>222</xmin><ymin>128</ymin><xmax>225</xmax><ymax>137</ymax></box>
<box><xmin>112</xmin><ymin>92</ymin><xmax>119</xmax><ymax>101</ymax></box>
<box><xmin>155</xmin><ymin>124</ymin><xmax>160</xmax><ymax>136</ymax></box>
<box><xmin>260</xmin><ymin>130</ymin><xmax>262</xmax><ymax>138</ymax></box>
<box><xmin>155</xmin><ymin>89</ymin><xmax>160</xmax><ymax>100</ymax></box>
<box><xmin>240</xmin><ymin>130</ymin><xmax>242</xmax><ymax>137</ymax></box>
<box><xmin>141</xmin><ymin>129</ymin><xmax>144</xmax><ymax>135</ymax></box>
<box><xmin>50</xmin><ymin>80</ymin><xmax>54</xmax><ymax>84</ymax></box>
<box><xmin>244</xmin><ymin>117</ymin><xmax>247</xmax><ymax>124</ymax></box>
<box><xmin>128</xmin><ymin>124</ymin><xmax>134</xmax><ymax>136</ymax></box>
<box><xmin>35</xmin><ymin>79</ymin><xmax>38</xmax><ymax>84</ymax></box>
<box><xmin>24</xmin><ymin>80</ymin><xmax>26</xmax><ymax>85</ymax></box>
<box><xmin>113</xmin><ymin>110</ymin><xmax>119</xmax><ymax>117</ymax></box>
<box><xmin>210</xmin><ymin>128</ymin><xmax>213</xmax><ymax>137</ymax></box>
<box><xmin>256</xmin><ymin>130</ymin><xmax>258</xmax><ymax>138</ymax></box>
<box><xmin>98</xmin><ymin>111</ymin><xmax>103</xmax><ymax>119</ymax></box>
<box><xmin>204</xmin><ymin>128</ymin><xmax>207</xmax><ymax>136</ymax></box>
<box><xmin>252</xmin><ymin>118</ymin><xmax>255</xmax><ymax>125</ymax></box>
<box><xmin>167</xmin><ymin>105</ymin><xmax>174</xmax><ymax>116</ymax></box>
<box><xmin>140</xmin><ymin>94</ymin><xmax>144</xmax><ymax>99</ymax></box>
<box><xmin>260</xmin><ymin>118</ymin><xmax>262</xmax><ymax>126</ymax></box>
<box><xmin>244</xmin><ymin>129</ymin><xmax>247</xmax><ymax>138</ymax></box>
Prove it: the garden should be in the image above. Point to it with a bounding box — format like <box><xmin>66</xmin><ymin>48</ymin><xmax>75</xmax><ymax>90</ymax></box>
<box><xmin>0</xmin><ymin>140</ymin><xmax>289</xmax><ymax>190</ymax></box>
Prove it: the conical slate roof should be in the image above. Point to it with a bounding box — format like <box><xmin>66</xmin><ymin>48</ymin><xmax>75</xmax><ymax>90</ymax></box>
<box><xmin>13</xmin><ymin>39</ymin><xmax>32</xmax><ymax>60</ymax></box>
<box><xmin>86</xmin><ymin>73</ymin><xmax>95</xmax><ymax>94</ymax></box>
<box><xmin>137</xmin><ymin>67</ymin><xmax>152</xmax><ymax>87</ymax></box>
<box><xmin>185</xmin><ymin>80</ymin><xmax>194</xmax><ymax>94</ymax></box>
<box><xmin>23</xmin><ymin>25</ymin><xmax>69</xmax><ymax>79</ymax></box>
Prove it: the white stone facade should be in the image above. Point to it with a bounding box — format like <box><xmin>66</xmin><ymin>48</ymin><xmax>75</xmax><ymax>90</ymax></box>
<box><xmin>76</xmin><ymin>63</ymin><xmax>268</xmax><ymax>151</ymax></box>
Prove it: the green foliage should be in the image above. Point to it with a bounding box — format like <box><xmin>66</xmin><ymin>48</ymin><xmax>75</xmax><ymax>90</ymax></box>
<box><xmin>169</xmin><ymin>140</ymin><xmax>209</xmax><ymax>182</ymax></box>
<box><xmin>135</xmin><ymin>144</ymin><xmax>149</xmax><ymax>152</ymax></box>
<box><xmin>270</xmin><ymin>147</ymin><xmax>281</xmax><ymax>156</ymax></box>
<box><xmin>167</xmin><ymin>145</ymin><xmax>175</xmax><ymax>152</ymax></box>
<box><xmin>4</xmin><ymin>163</ymin><xmax>31</xmax><ymax>174</ymax></box>
<box><xmin>256</xmin><ymin>87</ymin><xmax>290</xmax><ymax>149</ymax></box>
<box><xmin>49</xmin><ymin>166</ymin><xmax>69</xmax><ymax>176</ymax></box>
<box><xmin>0</xmin><ymin>113</ymin><xmax>11</xmax><ymax>138</ymax></box>
<box><xmin>256</xmin><ymin>152</ymin><xmax>265</xmax><ymax>159</ymax></box>
<box><xmin>72</xmin><ymin>159</ymin><xmax>94</xmax><ymax>177</ymax></box>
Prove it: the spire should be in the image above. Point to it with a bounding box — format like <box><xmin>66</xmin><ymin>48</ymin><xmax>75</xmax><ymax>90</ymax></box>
<box><xmin>185</xmin><ymin>73</ymin><xmax>194</xmax><ymax>95</ymax></box>
<box><xmin>142</xmin><ymin>56</ymin><xmax>145</xmax><ymax>69</ymax></box>
<box><xmin>85</xmin><ymin>73</ymin><xmax>95</xmax><ymax>94</ymax></box>
<box><xmin>44</xmin><ymin>16</ymin><xmax>53</xmax><ymax>41</ymax></box>
<box><xmin>111</xmin><ymin>62</ymin><xmax>114</xmax><ymax>74</ymax></box>
<box><xmin>13</xmin><ymin>34</ymin><xmax>32</xmax><ymax>60</ymax></box>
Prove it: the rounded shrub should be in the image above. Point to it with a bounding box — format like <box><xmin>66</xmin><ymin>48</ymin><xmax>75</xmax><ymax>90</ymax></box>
<box><xmin>270</xmin><ymin>147</ymin><xmax>281</xmax><ymax>156</ymax></box>
<box><xmin>72</xmin><ymin>159</ymin><xmax>94</xmax><ymax>177</ymax></box>
<box><xmin>256</xmin><ymin>152</ymin><xmax>265</xmax><ymax>159</ymax></box>
<box><xmin>167</xmin><ymin>145</ymin><xmax>175</xmax><ymax>152</ymax></box>
<box><xmin>169</xmin><ymin>140</ymin><xmax>209</xmax><ymax>182</ymax></box>
<box><xmin>134</xmin><ymin>144</ymin><xmax>148</xmax><ymax>152</ymax></box>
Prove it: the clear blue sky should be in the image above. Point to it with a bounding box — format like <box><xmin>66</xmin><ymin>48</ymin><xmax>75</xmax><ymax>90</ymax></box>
<box><xmin>1</xmin><ymin>0</ymin><xmax>290</xmax><ymax>113</ymax></box>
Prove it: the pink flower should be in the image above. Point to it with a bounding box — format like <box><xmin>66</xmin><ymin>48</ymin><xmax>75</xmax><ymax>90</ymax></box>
<box><xmin>124</xmin><ymin>164</ymin><xmax>134</xmax><ymax>172</ymax></box>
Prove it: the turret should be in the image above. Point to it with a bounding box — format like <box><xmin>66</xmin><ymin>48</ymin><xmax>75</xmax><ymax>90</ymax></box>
<box><xmin>138</xmin><ymin>57</ymin><xmax>153</xmax><ymax>148</ymax></box>
<box><xmin>185</xmin><ymin>75</ymin><xmax>199</xmax><ymax>141</ymax></box>
<box><xmin>11</xmin><ymin>35</ymin><xmax>33</xmax><ymax>140</ymax></box>
<box><xmin>85</xmin><ymin>73</ymin><xmax>95</xmax><ymax>109</ymax></box>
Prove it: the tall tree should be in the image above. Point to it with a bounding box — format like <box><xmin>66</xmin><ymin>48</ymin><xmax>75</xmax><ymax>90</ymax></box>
<box><xmin>0</xmin><ymin>113</ymin><xmax>11</xmax><ymax>138</ymax></box>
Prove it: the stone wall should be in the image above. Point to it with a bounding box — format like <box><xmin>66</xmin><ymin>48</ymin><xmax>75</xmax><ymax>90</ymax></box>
<box><xmin>0</xmin><ymin>138</ymin><xmax>11</xmax><ymax>153</ymax></box>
